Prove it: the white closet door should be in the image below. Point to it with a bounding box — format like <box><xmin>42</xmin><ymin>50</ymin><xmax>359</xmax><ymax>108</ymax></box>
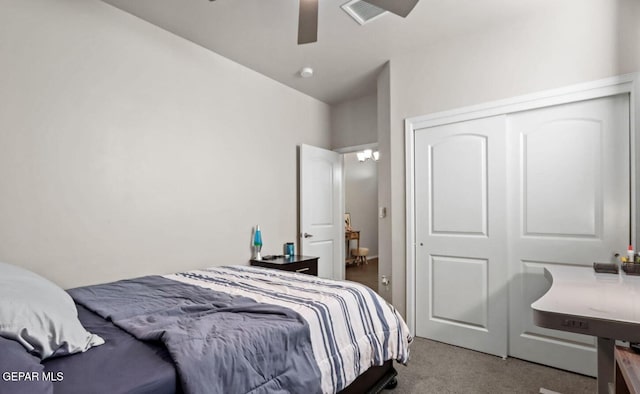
<box><xmin>507</xmin><ymin>94</ymin><xmax>630</xmax><ymax>376</ymax></box>
<box><xmin>414</xmin><ymin>116</ymin><xmax>508</xmax><ymax>357</ymax></box>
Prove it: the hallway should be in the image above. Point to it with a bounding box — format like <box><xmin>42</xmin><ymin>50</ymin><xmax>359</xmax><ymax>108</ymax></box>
<box><xmin>345</xmin><ymin>257</ymin><xmax>378</xmax><ymax>291</ymax></box>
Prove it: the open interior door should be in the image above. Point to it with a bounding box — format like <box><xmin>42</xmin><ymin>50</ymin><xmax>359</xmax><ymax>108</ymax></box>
<box><xmin>300</xmin><ymin>144</ymin><xmax>344</xmax><ymax>279</ymax></box>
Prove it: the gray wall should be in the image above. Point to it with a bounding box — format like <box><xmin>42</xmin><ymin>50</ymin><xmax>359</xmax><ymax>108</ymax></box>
<box><xmin>0</xmin><ymin>0</ymin><xmax>330</xmax><ymax>288</ymax></box>
<box><xmin>330</xmin><ymin>94</ymin><xmax>377</xmax><ymax>150</ymax></box>
<box><xmin>379</xmin><ymin>0</ymin><xmax>640</xmax><ymax>316</ymax></box>
<box><xmin>344</xmin><ymin>152</ymin><xmax>378</xmax><ymax>258</ymax></box>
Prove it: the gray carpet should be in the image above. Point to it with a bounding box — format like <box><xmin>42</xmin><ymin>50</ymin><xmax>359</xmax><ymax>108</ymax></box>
<box><xmin>388</xmin><ymin>337</ymin><xmax>596</xmax><ymax>394</ymax></box>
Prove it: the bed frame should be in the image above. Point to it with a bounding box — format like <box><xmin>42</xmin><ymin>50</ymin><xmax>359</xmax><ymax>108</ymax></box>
<box><xmin>339</xmin><ymin>360</ymin><xmax>398</xmax><ymax>394</ymax></box>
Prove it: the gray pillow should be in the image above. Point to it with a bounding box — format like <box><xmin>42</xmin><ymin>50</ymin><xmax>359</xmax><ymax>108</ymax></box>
<box><xmin>0</xmin><ymin>262</ymin><xmax>104</xmax><ymax>360</ymax></box>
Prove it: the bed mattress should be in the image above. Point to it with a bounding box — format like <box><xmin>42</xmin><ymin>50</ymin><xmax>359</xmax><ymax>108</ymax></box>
<box><xmin>42</xmin><ymin>304</ymin><xmax>178</xmax><ymax>394</ymax></box>
<box><xmin>2</xmin><ymin>265</ymin><xmax>410</xmax><ymax>394</ymax></box>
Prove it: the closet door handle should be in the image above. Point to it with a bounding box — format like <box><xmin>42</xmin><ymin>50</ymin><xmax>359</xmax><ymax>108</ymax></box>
<box><xmin>304</xmin><ymin>233</ymin><xmax>313</xmax><ymax>238</ymax></box>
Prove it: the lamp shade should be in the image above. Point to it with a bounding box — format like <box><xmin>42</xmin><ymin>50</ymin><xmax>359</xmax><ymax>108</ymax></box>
<box><xmin>253</xmin><ymin>225</ymin><xmax>262</xmax><ymax>246</ymax></box>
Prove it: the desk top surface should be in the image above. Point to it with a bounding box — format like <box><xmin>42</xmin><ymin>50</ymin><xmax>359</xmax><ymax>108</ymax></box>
<box><xmin>532</xmin><ymin>265</ymin><xmax>640</xmax><ymax>325</ymax></box>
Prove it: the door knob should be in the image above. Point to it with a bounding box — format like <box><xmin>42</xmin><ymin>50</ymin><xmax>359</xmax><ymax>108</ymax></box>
<box><xmin>304</xmin><ymin>233</ymin><xmax>313</xmax><ymax>238</ymax></box>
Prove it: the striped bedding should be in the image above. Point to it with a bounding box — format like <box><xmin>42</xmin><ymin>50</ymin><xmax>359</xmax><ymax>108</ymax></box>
<box><xmin>165</xmin><ymin>265</ymin><xmax>412</xmax><ymax>393</ymax></box>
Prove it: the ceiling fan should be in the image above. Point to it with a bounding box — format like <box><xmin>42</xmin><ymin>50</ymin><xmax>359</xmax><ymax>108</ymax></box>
<box><xmin>209</xmin><ymin>0</ymin><xmax>419</xmax><ymax>45</ymax></box>
<box><xmin>299</xmin><ymin>0</ymin><xmax>419</xmax><ymax>44</ymax></box>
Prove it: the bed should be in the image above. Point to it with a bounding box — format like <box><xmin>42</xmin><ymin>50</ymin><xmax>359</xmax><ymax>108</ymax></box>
<box><xmin>0</xmin><ymin>263</ymin><xmax>411</xmax><ymax>394</ymax></box>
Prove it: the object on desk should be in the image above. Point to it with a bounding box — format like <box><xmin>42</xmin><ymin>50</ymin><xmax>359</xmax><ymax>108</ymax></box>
<box><xmin>622</xmin><ymin>263</ymin><xmax>640</xmax><ymax>275</ymax></box>
<box><xmin>262</xmin><ymin>255</ymin><xmax>284</xmax><ymax>261</ymax></box>
<box><xmin>344</xmin><ymin>212</ymin><xmax>352</xmax><ymax>232</ymax></box>
<box><xmin>628</xmin><ymin>245</ymin><xmax>635</xmax><ymax>264</ymax></box>
<box><xmin>284</xmin><ymin>242</ymin><xmax>294</xmax><ymax>257</ymax></box>
<box><xmin>593</xmin><ymin>262</ymin><xmax>619</xmax><ymax>274</ymax></box>
<box><xmin>253</xmin><ymin>225</ymin><xmax>263</xmax><ymax>260</ymax></box>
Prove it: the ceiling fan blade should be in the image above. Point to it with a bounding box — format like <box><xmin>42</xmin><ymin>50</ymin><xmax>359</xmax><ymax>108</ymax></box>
<box><xmin>298</xmin><ymin>0</ymin><xmax>318</xmax><ymax>44</ymax></box>
<box><xmin>363</xmin><ymin>0</ymin><xmax>419</xmax><ymax>17</ymax></box>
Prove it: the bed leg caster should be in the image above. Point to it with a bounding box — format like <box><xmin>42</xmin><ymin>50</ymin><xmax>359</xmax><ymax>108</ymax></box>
<box><xmin>385</xmin><ymin>377</ymin><xmax>398</xmax><ymax>390</ymax></box>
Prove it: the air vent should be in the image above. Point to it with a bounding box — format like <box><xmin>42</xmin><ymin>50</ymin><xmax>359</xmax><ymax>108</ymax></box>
<box><xmin>341</xmin><ymin>0</ymin><xmax>387</xmax><ymax>25</ymax></box>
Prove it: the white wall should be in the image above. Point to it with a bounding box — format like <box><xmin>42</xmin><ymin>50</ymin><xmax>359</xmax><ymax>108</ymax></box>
<box><xmin>344</xmin><ymin>152</ymin><xmax>378</xmax><ymax>258</ymax></box>
<box><xmin>0</xmin><ymin>0</ymin><xmax>330</xmax><ymax>288</ymax></box>
<box><xmin>381</xmin><ymin>0</ymin><xmax>640</xmax><ymax>316</ymax></box>
<box><xmin>330</xmin><ymin>94</ymin><xmax>377</xmax><ymax>150</ymax></box>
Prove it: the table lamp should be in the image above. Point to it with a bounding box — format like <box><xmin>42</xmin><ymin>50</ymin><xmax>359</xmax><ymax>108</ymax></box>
<box><xmin>253</xmin><ymin>225</ymin><xmax>263</xmax><ymax>260</ymax></box>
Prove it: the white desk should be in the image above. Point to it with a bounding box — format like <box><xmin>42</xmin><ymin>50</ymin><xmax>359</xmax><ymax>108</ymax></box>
<box><xmin>532</xmin><ymin>266</ymin><xmax>640</xmax><ymax>394</ymax></box>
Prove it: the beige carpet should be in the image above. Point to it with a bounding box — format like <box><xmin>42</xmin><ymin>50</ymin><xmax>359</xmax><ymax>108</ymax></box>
<box><xmin>387</xmin><ymin>337</ymin><xmax>596</xmax><ymax>394</ymax></box>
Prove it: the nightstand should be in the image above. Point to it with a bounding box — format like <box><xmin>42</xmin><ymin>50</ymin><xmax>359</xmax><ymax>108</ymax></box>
<box><xmin>250</xmin><ymin>255</ymin><xmax>318</xmax><ymax>276</ymax></box>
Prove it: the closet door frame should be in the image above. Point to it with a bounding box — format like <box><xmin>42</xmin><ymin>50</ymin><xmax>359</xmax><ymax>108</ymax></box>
<box><xmin>405</xmin><ymin>72</ymin><xmax>640</xmax><ymax>335</ymax></box>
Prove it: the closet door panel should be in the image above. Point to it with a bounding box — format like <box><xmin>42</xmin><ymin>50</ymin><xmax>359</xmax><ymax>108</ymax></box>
<box><xmin>430</xmin><ymin>135</ymin><xmax>487</xmax><ymax>235</ymax></box>
<box><xmin>507</xmin><ymin>94</ymin><xmax>630</xmax><ymax>377</ymax></box>
<box><xmin>414</xmin><ymin>116</ymin><xmax>508</xmax><ymax>358</ymax></box>
<box><xmin>523</xmin><ymin>120</ymin><xmax>601</xmax><ymax>237</ymax></box>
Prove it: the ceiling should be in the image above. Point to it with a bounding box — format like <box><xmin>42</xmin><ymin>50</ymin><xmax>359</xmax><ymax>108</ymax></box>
<box><xmin>101</xmin><ymin>0</ymin><xmax>555</xmax><ymax>105</ymax></box>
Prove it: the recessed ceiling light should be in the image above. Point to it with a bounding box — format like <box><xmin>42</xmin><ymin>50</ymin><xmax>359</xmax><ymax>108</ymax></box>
<box><xmin>299</xmin><ymin>67</ymin><xmax>314</xmax><ymax>78</ymax></box>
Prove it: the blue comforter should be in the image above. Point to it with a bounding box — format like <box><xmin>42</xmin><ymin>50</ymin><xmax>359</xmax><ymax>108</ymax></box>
<box><xmin>69</xmin><ymin>276</ymin><xmax>322</xmax><ymax>394</ymax></box>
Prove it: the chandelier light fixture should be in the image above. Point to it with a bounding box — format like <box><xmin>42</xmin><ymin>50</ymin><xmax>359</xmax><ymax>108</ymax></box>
<box><xmin>357</xmin><ymin>149</ymin><xmax>379</xmax><ymax>162</ymax></box>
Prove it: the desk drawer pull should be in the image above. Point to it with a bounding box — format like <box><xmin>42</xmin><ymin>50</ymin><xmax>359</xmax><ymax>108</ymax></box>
<box><xmin>296</xmin><ymin>268</ymin><xmax>310</xmax><ymax>273</ymax></box>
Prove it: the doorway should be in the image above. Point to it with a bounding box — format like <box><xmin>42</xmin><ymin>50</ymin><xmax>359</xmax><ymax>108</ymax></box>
<box><xmin>341</xmin><ymin>147</ymin><xmax>379</xmax><ymax>291</ymax></box>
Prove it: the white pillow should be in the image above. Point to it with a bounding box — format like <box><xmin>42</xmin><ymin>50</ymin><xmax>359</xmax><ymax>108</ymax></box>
<box><xmin>0</xmin><ymin>262</ymin><xmax>104</xmax><ymax>359</ymax></box>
